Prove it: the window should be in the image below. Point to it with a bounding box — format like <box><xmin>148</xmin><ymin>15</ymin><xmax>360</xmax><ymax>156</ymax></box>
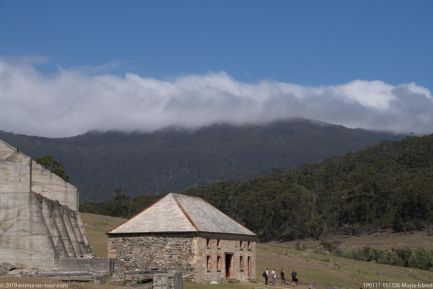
<box><xmin>240</xmin><ymin>240</ymin><xmax>243</xmax><ymax>249</ymax></box>
<box><xmin>239</xmin><ymin>256</ymin><xmax>244</xmax><ymax>271</ymax></box>
<box><xmin>217</xmin><ymin>239</ymin><xmax>221</xmax><ymax>248</ymax></box>
<box><xmin>247</xmin><ymin>241</ymin><xmax>251</xmax><ymax>250</ymax></box>
<box><xmin>206</xmin><ymin>255</ymin><xmax>211</xmax><ymax>272</ymax></box>
<box><xmin>206</xmin><ymin>238</ymin><xmax>210</xmax><ymax>247</ymax></box>
<box><xmin>217</xmin><ymin>255</ymin><xmax>221</xmax><ymax>271</ymax></box>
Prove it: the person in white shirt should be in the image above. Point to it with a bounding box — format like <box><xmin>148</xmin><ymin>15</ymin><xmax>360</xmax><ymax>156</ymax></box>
<box><xmin>271</xmin><ymin>269</ymin><xmax>276</xmax><ymax>285</ymax></box>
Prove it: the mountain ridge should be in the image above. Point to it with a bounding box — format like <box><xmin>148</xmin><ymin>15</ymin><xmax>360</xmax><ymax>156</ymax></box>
<box><xmin>0</xmin><ymin>119</ymin><xmax>402</xmax><ymax>201</ymax></box>
<box><xmin>81</xmin><ymin>132</ymin><xmax>433</xmax><ymax>241</ymax></box>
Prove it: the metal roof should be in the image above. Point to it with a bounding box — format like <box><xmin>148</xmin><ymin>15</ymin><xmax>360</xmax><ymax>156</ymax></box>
<box><xmin>108</xmin><ymin>193</ymin><xmax>255</xmax><ymax>236</ymax></box>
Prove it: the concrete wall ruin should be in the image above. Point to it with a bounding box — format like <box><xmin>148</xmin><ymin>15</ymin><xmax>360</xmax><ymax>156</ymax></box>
<box><xmin>0</xmin><ymin>140</ymin><xmax>92</xmax><ymax>269</ymax></box>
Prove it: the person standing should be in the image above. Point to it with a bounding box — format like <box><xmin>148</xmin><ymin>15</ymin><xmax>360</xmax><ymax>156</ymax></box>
<box><xmin>263</xmin><ymin>267</ymin><xmax>269</xmax><ymax>285</ymax></box>
<box><xmin>271</xmin><ymin>268</ymin><xmax>276</xmax><ymax>286</ymax></box>
<box><xmin>291</xmin><ymin>270</ymin><xmax>298</xmax><ymax>286</ymax></box>
<box><xmin>280</xmin><ymin>268</ymin><xmax>287</xmax><ymax>285</ymax></box>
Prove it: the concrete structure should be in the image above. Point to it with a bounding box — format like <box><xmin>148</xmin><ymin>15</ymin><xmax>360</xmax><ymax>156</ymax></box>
<box><xmin>0</xmin><ymin>139</ymin><xmax>92</xmax><ymax>269</ymax></box>
<box><xmin>123</xmin><ymin>271</ymin><xmax>183</xmax><ymax>289</ymax></box>
<box><xmin>107</xmin><ymin>193</ymin><xmax>256</xmax><ymax>283</ymax></box>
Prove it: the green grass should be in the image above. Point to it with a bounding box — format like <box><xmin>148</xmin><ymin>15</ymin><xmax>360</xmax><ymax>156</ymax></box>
<box><xmin>80</xmin><ymin>213</ymin><xmax>433</xmax><ymax>289</ymax></box>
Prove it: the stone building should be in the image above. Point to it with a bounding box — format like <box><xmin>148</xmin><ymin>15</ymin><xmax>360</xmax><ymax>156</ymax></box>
<box><xmin>0</xmin><ymin>139</ymin><xmax>92</xmax><ymax>269</ymax></box>
<box><xmin>107</xmin><ymin>193</ymin><xmax>256</xmax><ymax>283</ymax></box>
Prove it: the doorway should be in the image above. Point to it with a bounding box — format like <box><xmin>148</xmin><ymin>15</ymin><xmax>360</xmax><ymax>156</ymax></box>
<box><xmin>247</xmin><ymin>256</ymin><xmax>251</xmax><ymax>277</ymax></box>
<box><xmin>225</xmin><ymin>253</ymin><xmax>233</xmax><ymax>278</ymax></box>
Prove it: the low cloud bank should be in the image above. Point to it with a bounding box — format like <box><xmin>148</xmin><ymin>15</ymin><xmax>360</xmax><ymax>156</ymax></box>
<box><xmin>0</xmin><ymin>59</ymin><xmax>432</xmax><ymax>137</ymax></box>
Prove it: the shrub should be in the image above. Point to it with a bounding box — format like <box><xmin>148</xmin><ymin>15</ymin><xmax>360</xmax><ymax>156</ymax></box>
<box><xmin>377</xmin><ymin>250</ymin><xmax>402</xmax><ymax>266</ymax></box>
<box><xmin>407</xmin><ymin>248</ymin><xmax>433</xmax><ymax>270</ymax></box>
<box><xmin>295</xmin><ymin>240</ymin><xmax>306</xmax><ymax>251</ymax></box>
<box><xmin>346</xmin><ymin>246</ymin><xmax>433</xmax><ymax>270</ymax></box>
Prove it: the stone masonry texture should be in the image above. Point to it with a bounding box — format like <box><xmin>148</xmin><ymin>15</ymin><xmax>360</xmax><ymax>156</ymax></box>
<box><xmin>108</xmin><ymin>233</ymin><xmax>256</xmax><ymax>283</ymax></box>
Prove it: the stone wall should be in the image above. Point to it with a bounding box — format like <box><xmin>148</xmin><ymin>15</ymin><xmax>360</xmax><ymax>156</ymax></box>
<box><xmin>108</xmin><ymin>234</ymin><xmax>195</xmax><ymax>280</ymax></box>
<box><xmin>108</xmin><ymin>233</ymin><xmax>256</xmax><ymax>284</ymax></box>
<box><xmin>192</xmin><ymin>235</ymin><xmax>256</xmax><ymax>283</ymax></box>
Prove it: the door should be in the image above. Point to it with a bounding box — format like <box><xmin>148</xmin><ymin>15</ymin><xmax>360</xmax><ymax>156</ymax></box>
<box><xmin>225</xmin><ymin>253</ymin><xmax>233</xmax><ymax>278</ymax></box>
<box><xmin>247</xmin><ymin>256</ymin><xmax>251</xmax><ymax>278</ymax></box>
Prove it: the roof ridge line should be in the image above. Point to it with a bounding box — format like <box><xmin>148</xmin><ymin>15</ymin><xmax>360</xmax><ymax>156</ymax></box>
<box><xmin>192</xmin><ymin>195</ymin><xmax>256</xmax><ymax>236</ymax></box>
<box><xmin>173</xmin><ymin>194</ymin><xmax>199</xmax><ymax>232</ymax></box>
<box><xmin>107</xmin><ymin>194</ymin><xmax>167</xmax><ymax>234</ymax></box>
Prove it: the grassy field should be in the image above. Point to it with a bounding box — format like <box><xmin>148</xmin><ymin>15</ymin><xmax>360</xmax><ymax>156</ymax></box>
<box><xmin>257</xmin><ymin>243</ymin><xmax>433</xmax><ymax>288</ymax></box>
<box><xmin>79</xmin><ymin>213</ymin><xmax>433</xmax><ymax>289</ymax></box>
<box><xmin>81</xmin><ymin>212</ymin><xmax>125</xmax><ymax>257</ymax></box>
<box><xmin>280</xmin><ymin>230</ymin><xmax>433</xmax><ymax>252</ymax></box>
<box><xmin>0</xmin><ymin>276</ymin><xmax>109</xmax><ymax>289</ymax></box>
<box><xmin>2</xmin><ymin>213</ymin><xmax>431</xmax><ymax>289</ymax></box>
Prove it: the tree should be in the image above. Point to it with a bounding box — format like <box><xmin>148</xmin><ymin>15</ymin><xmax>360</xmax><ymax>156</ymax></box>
<box><xmin>111</xmin><ymin>188</ymin><xmax>132</xmax><ymax>218</ymax></box>
<box><xmin>35</xmin><ymin>155</ymin><xmax>69</xmax><ymax>181</ymax></box>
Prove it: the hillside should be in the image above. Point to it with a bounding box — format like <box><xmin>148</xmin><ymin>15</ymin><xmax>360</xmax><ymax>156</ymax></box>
<box><xmin>83</xmin><ymin>133</ymin><xmax>433</xmax><ymax>241</ymax></box>
<box><xmin>184</xmin><ymin>134</ymin><xmax>433</xmax><ymax>240</ymax></box>
<box><xmin>0</xmin><ymin>119</ymin><xmax>400</xmax><ymax>201</ymax></box>
<box><xmin>283</xmin><ymin>230</ymin><xmax>433</xmax><ymax>252</ymax></box>
<box><xmin>80</xmin><ymin>213</ymin><xmax>433</xmax><ymax>289</ymax></box>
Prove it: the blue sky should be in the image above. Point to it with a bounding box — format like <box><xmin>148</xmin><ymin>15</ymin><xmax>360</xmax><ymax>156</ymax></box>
<box><xmin>1</xmin><ymin>0</ymin><xmax>433</xmax><ymax>137</ymax></box>
<box><xmin>1</xmin><ymin>0</ymin><xmax>432</xmax><ymax>88</ymax></box>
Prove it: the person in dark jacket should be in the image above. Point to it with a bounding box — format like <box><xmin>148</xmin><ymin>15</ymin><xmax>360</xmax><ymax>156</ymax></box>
<box><xmin>280</xmin><ymin>268</ymin><xmax>287</xmax><ymax>285</ymax></box>
<box><xmin>263</xmin><ymin>268</ymin><xmax>269</xmax><ymax>285</ymax></box>
<box><xmin>291</xmin><ymin>270</ymin><xmax>298</xmax><ymax>285</ymax></box>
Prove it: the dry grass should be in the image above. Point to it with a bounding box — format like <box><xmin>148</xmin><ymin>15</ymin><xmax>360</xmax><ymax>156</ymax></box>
<box><xmin>3</xmin><ymin>214</ymin><xmax>431</xmax><ymax>289</ymax></box>
<box><xmin>0</xmin><ymin>275</ymin><xmax>119</xmax><ymax>289</ymax></box>
<box><xmin>257</xmin><ymin>243</ymin><xmax>433</xmax><ymax>289</ymax></box>
<box><xmin>280</xmin><ymin>230</ymin><xmax>433</xmax><ymax>252</ymax></box>
<box><xmin>81</xmin><ymin>213</ymin><xmax>126</xmax><ymax>257</ymax></box>
<box><xmin>77</xmin><ymin>214</ymin><xmax>433</xmax><ymax>289</ymax></box>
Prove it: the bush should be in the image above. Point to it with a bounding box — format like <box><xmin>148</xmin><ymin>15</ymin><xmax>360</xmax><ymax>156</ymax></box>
<box><xmin>315</xmin><ymin>240</ymin><xmax>341</xmax><ymax>255</ymax></box>
<box><xmin>394</xmin><ymin>248</ymin><xmax>412</xmax><ymax>267</ymax></box>
<box><xmin>377</xmin><ymin>250</ymin><xmax>402</xmax><ymax>266</ymax></box>
<box><xmin>348</xmin><ymin>246</ymin><xmax>380</xmax><ymax>262</ymax></box>
<box><xmin>408</xmin><ymin>248</ymin><xmax>433</xmax><ymax>270</ymax></box>
<box><xmin>346</xmin><ymin>246</ymin><xmax>433</xmax><ymax>270</ymax></box>
<box><xmin>295</xmin><ymin>240</ymin><xmax>306</xmax><ymax>251</ymax></box>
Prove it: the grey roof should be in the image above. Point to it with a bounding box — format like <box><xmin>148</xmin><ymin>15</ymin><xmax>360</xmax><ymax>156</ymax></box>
<box><xmin>108</xmin><ymin>193</ymin><xmax>255</xmax><ymax>236</ymax></box>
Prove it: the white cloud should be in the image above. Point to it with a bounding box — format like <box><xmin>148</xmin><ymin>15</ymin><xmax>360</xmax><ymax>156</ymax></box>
<box><xmin>332</xmin><ymin>80</ymin><xmax>395</xmax><ymax>110</ymax></box>
<box><xmin>406</xmin><ymin>82</ymin><xmax>432</xmax><ymax>99</ymax></box>
<box><xmin>0</xmin><ymin>59</ymin><xmax>432</xmax><ymax>137</ymax></box>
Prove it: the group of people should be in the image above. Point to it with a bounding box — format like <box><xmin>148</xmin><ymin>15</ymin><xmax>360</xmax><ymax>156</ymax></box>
<box><xmin>263</xmin><ymin>268</ymin><xmax>298</xmax><ymax>286</ymax></box>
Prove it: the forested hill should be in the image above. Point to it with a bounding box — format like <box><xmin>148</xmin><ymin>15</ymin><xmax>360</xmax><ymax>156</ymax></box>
<box><xmin>0</xmin><ymin>119</ymin><xmax>400</xmax><ymax>201</ymax></box>
<box><xmin>82</xmin><ymin>134</ymin><xmax>433</xmax><ymax>241</ymax></box>
<box><xmin>185</xmin><ymin>134</ymin><xmax>433</xmax><ymax>240</ymax></box>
